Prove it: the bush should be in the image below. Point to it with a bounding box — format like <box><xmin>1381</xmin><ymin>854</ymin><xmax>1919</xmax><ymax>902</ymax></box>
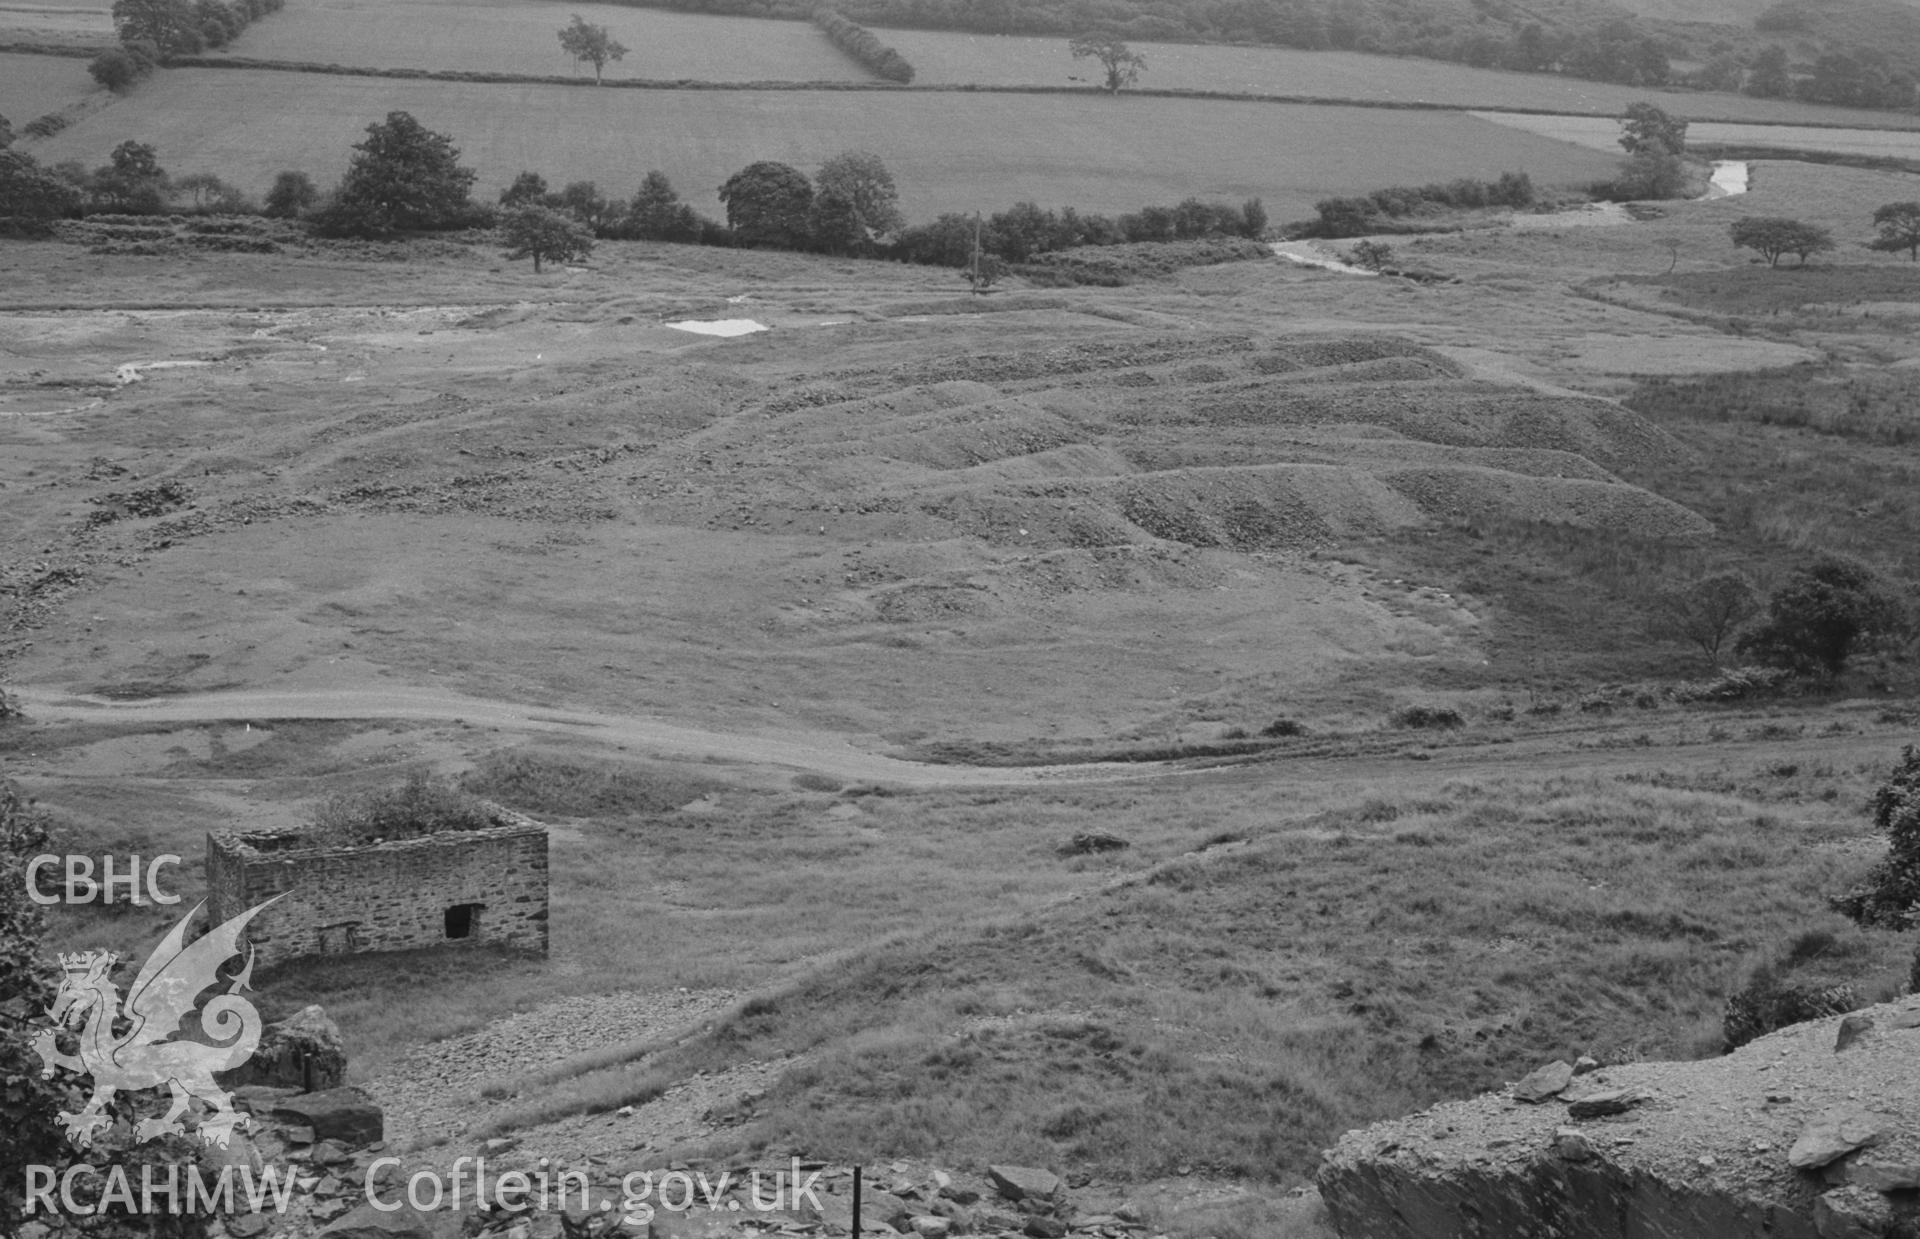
<box><xmin>1314</xmin><ymin>172</ymin><xmax>1534</xmax><ymax>236</ymax></box>
<box><xmin>1832</xmin><ymin>746</ymin><xmax>1920</xmax><ymax>929</ymax></box>
<box><xmin>1668</xmin><ymin>664</ymin><xmax>1793</xmax><ymax>703</ymax></box>
<box><xmin>263</xmin><ymin>169</ymin><xmax>317</xmax><ymax>218</ymax></box>
<box><xmin>309</xmin><ymin>768</ymin><xmax>497</xmax><ymax>848</ymax></box>
<box><xmin>88</xmin><ymin>47</ymin><xmax>142</xmax><ymax>90</ymax></box>
<box><xmin>1596</xmin><ymin>150</ymin><xmax>1688</xmax><ymax>201</ymax></box>
<box><xmin>1736</xmin><ymin>555</ymin><xmax>1906</xmax><ymax>678</ymax></box>
<box><xmin>1349</xmin><ymin>239</ymin><xmax>1393</xmax><ymax>270</ymax></box>
<box><xmin>1259</xmin><ymin>718</ymin><xmax>1306</xmax><ymax>737</ymax></box>
<box><xmin>1392</xmin><ymin>705</ymin><xmax>1464</xmax><ymax>730</ymax></box>
<box><xmin>1721</xmin><ymin>928</ymin><xmax>1868</xmax><ymax>1050</ymax></box>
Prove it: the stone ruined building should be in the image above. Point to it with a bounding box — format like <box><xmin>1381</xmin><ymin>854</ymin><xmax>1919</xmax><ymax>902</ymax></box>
<box><xmin>205</xmin><ymin>805</ymin><xmax>549</xmax><ymax>969</ymax></box>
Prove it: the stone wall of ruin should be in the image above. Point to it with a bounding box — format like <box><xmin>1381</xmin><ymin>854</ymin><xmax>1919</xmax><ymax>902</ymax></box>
<box><xmin>205</xmin><ymin>810</ymin><xmax>548</xmax><ymax>969</ymax></box>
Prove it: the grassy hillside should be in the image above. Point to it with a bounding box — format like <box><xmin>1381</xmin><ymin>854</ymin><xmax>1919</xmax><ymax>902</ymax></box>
<box><xmin>27</xmin><ymin>77</ymin><xmax>1619</xmax><ymax>215</ymax></box>
<box><xmin>0</xmin><ymin>50</ymin><xmax>96</xmax><ymax>121</ymax></box>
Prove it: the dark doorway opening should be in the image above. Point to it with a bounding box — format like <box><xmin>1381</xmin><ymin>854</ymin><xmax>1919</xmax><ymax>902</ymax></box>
<box><xmin>445</xmin><ymin>903</ymin><xmax>481</xmax><ymax>939</ymax></box>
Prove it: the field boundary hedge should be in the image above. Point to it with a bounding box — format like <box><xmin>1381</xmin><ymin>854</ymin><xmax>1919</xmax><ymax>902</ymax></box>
<box><xmin>0</xmin><ymin>41</ymin><xmax>109</xmax><ymax>57</ymax></box>
<box><xmin>136</xmin><ymin>55</ymin><xmax>1920</xmax><ymax>132</ymax></box>
<box><xmin>811</xmin><ymin>6</ymin><xmax>912</xmax><ymax>82</ymax></box>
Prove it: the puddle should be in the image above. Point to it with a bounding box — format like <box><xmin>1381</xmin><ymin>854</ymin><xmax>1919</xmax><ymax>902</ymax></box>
<box><xmin>665</xmin><ymin>319</ymin><xmax>768</xmax><ymax>337</ymax></box>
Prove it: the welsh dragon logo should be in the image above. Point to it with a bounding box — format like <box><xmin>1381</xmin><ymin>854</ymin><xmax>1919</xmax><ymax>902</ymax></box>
<box><xmin>31</xmin><ymin>897</ymin><xmax>280</xmax><ymax>1150</ymax></box>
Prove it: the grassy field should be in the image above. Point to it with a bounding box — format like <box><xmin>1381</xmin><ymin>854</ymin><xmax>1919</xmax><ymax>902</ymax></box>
<box><xmin>0</xmin><ymin>50</ymin><xmax>96</xmax><ymax>121</ymax></box>
<box><xmin>28</xmin><ymin>75</ymin><xmax>1619</xmax><ymax>216</ymax></box>
<box><xmin>1475</xmin><ymin>110</ymin><xmax>1920</xmax><ymax>159</ymax></box>
<box><xmin>158</xmin><ymin>0</ymin><xmax>1920</xmax><ymax>130</ymax></box>
<box><xmin>880</xmin><ymin>29</ymin><xmax>1920</xmax><ymax>129</ymax></box>
<box><xmin>215</xmin><ymin>0</ymin><xmax>870</xmax><ymax>82</ymax></box>
<box><xmin>0</xmin><ymin>0</ymin><xmax>110</xmax><ymax>41</ymax></box>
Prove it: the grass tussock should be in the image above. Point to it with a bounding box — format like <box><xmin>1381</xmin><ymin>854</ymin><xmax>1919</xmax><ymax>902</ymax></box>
<box><xmin>460</xmin><ymin>748</ymin><xmax>721</xmax><ymax>817</ymax></box>
<box><xmin>1626</xmin><ymin>366</ymin><xmax>1920</xmax><ymax>447</ymax></box>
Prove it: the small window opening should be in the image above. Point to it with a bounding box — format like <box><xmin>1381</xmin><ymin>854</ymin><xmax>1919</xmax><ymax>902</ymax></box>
<box><xmin>445</xmin><ymin>903</ymin><xmax>480</xmax><ymax>939</ymax></box>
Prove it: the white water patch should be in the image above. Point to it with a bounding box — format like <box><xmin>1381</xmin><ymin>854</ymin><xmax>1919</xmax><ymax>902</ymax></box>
<box><xmin>114</xmin><ymin>359</ymin><xmax>212</xmax><ymax>385</ymax></box>
<box><xmin>1706</xmin><ymin>160</ymin><xmax>1748</xmax><ymax>198</ymax></box>
<box><xmin>666</xmin><ymin>319</ymin><xmax>768</xmax><ymax>337</ymax></box>
<box><xmin>1268</xmin><ymin>241</ymin><xmax>1379</xmax><ymax>275</ymax></box>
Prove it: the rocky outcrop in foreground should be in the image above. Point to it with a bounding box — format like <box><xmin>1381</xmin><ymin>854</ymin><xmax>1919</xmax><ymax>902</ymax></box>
<box><xmin>1317</xmin><ymin>998</ymin><xmax>1920</xmax><ymax>1239</ymax></box>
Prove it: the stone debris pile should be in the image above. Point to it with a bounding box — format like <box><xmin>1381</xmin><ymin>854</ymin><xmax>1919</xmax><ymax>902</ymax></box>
<box><xmin>1317</xmin><ymin>998</ymin><xmax>1920</xmax><ymax>1238</ymax></box>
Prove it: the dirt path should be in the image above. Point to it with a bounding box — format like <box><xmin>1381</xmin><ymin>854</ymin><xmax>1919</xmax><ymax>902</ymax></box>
<box><xmin>7</xmin><ymin>684</ymin><xmax>1145</xmax><ymax>787</ymax></box>
<box><xmin>13</xmin><ymin>684</ymin><xmax>1909</xmax><ymax>796</ymax></box>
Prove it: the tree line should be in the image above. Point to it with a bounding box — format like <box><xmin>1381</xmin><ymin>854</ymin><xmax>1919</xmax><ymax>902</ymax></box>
<box><xmin>88</xmin><ymin>0</ymin><xmax>286</xmax><ymax>91</ymax></box>
<box><xmin>0</xmin><ymin>109</ymin><xmax>1269</xmax><ymax>276</ymax></box>
<box><xmin>812</xmin><ymin>6</ymin><xmax>914</xmax><ymax>83</ymax></box>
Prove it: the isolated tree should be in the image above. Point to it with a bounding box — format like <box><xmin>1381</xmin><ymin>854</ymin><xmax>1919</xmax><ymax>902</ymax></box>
<box><xmin>314</xmin><ymin>111</ymin><xmax>477</xmax><ymax>237</ymax></box>
<box><xmin>263</xmin><ymin>168</ymin><xmax>317</xmax><ymax>217</ymax></box>
<box><xmin>1871</xmin><ymin>202</ymin><xmax>1920</xmax><ymax>261</ymax></box>
<box><xmin>813</xmin><ymin>150</ymin><xmax>902</xmax><ymax>239</ymax></box>
<box><xmin>111</xmin><ymin>0</ymin><xmax>203</xmax><ymax>53</ymax></box>
<box><xmin>1736</xmin><ymin>555</ymin><xmax>1905</xmax><ymax>677</ymax></box>
<box><xmin>88</xmin><ymin>46</ymin><xmax>141</xmax><ymax>90</ymax></box>
<box><xmin>557</xmin><ymin>14</ymin><xmax>627</xmax><ymax>84</ymax></box>
<box><xmin>501</xmin><ymin>203</ymin><xmax>593</xmax><ymax>272</ymax></box>
<box><xmin>0</xmin><ymin>149</ymin><xmax>81</xmax><ymax>234</ymax></box>
<box><xmin>1619</xmin><ymin>101</ymin><xmax>1687</xmax><ymax>157</ymax></box>
<box><xmin>1730</xmin><ymin>216</ymin><xmax>1833</xmax><ymax>267</ymax></box>
<box><xmin>1831</xmin><ymin>746</ymin><xmax>1920</xmax><ymax>929</ymax></box>
<box><xmin>1653</xmin><ymin>570</ymin><xmax>1759</xmax><ymax>667</ymax></box>
<box><xmin>1069</xmin><ymin>32</ymin><xmax>1145</xmax><ymax>92</ymax></box>
<box><xmin>718</xmin><ymin>160</ymin><xmax>813</xmax><ymax>248</ymax></box>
